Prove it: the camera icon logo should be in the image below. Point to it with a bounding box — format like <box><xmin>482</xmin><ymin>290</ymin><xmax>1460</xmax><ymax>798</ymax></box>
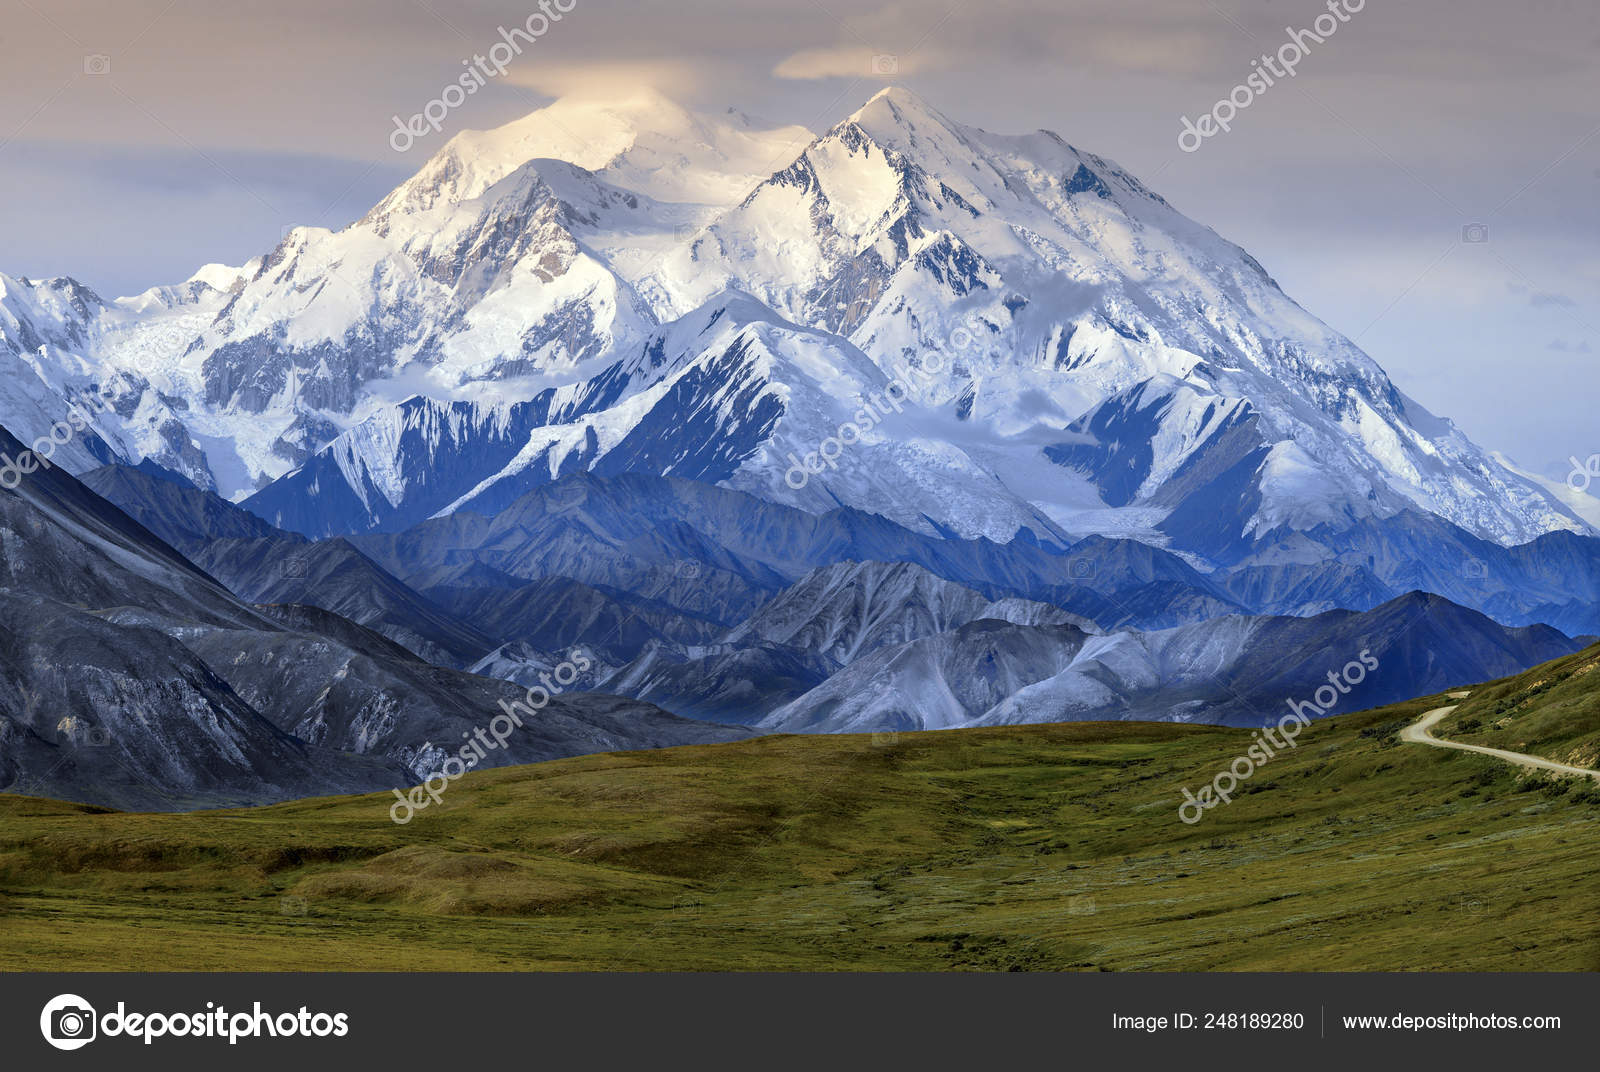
<box><xmin>40</xmin><ymin>994</ymin><xmax>98</xmax><ymax>1051</ymax></box>
<box><xmin>57</xmin><ymin>721</ymin><xmax>113</xmax><ymax>748</ymax></box>
<box><xmin>83</xmin><ymin>54</ymin><xmax>111</xmax><ymax>76</ymax></box>
<box><xmin>871</xmin><ymin>53</ymin><xmax>899</xmax><ymax>76</ymax></box>
<box><xmin>1461</xmin><ymin>223</ymin><xmax>1489</xmax><ymax>244</ymax></box>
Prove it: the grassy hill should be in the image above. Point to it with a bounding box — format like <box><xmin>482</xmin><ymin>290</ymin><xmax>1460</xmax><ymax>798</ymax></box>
<box><xmin>1439</xmin><ymin>643</ymin><xmax>1600</xmax><ymax>773</ymax></box>
<box><xmin>2</xmin><ymin>679</ymin><xmax>1598</xmax><ymax>972</ymax></box>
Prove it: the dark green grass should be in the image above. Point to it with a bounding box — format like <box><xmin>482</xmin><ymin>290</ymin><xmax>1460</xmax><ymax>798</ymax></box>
<box><xmin>2</xmin><ymin>691</ymin><xmax>1597</xmax><ymax>971</ymax></box>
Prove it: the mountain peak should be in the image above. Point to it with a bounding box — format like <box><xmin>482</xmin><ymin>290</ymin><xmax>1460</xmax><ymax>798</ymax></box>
<box><xmin>860</xmin><ymin>85</ymin><xmax>936</xmax><ymax>111</ymax></box>
<box><xmin>410</xmin><ymin>90</ymin><xmax>813</xmax><ymax>209</ymax></box>
<box><xmin>847</xmin><ymin>86</ymin><xmax>961</xmax><ymax>140</ymax></box>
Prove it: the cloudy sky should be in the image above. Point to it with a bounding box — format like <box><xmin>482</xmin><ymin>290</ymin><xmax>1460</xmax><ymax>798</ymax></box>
<box><xmin>3</xmin><ymin>0</ymin><xmax>1596</xmax><ymax>477</ymax></box>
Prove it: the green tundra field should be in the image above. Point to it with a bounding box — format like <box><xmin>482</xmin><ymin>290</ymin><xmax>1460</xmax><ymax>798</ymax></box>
<box><xmin>2</xmin><ymin>669</ymin><xmax>1597</xmax><ymax>972</ymax></box>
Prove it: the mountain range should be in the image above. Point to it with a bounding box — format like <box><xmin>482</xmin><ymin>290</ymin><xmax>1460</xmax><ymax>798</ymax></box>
<box><xmin>3</xmin><ymin>90</ymin><xmax>1591</xmax><ymax>550</ymax></box>
<box><xmin>1</xmin><ymin>86</ymin><xmax>1597</xmax><ymax>809</ymax></box>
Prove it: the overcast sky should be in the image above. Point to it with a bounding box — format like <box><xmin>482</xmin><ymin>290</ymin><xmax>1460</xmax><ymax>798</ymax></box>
<box><xmin>3</xmin><ymin>0</ymin><xmax>1596</xmax><ymax>477</ymax></box>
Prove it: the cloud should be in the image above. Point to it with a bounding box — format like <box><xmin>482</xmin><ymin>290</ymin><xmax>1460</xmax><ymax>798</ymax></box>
<box><xmin>1546</xmin><ymin>339</ymin><xmax>1593</xmax><ymax>353</ymax></box>
<box><xmin>503</xmin><ymin>59</ymin><xmax>710</xmax><ymax>99</ymax></box>
<box><xmin>773</xmin><ymin>45</ymin><xmax>933</xmax><ymax>81</ymax></box>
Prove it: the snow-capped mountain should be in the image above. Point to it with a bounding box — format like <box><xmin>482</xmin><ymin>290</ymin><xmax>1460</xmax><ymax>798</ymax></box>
<box><xmin>0</xmin><ymin>93</ymin><xmax>812</xmax><ymax>498</ymax></box>
<box><xmin>1</xmin><ymin>87</ymin><xmax>1589</xmax><ymax>560</ymax></box>
<box><xmin>0</xmin><ymin>274</ymin><xmax>130</xmax><ymax>472</ymax></box>
<box><xmin>641</xmin><ymin>89</ymin><xmax>1583</xmax><ymax>547</ymax></box>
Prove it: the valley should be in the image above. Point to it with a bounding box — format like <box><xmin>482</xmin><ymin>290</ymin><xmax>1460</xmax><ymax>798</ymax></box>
<box><xmin>3</xmin><ymin>661</ymin><xmax>1596</xmax><ymax>972</ymax></box>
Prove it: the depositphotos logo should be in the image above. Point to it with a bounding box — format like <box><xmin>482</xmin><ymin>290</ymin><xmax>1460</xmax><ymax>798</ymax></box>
<box><xmin>39</xmin><ymin>993</ymin><xmax>350</xmax><ymax>1049</ymax></box>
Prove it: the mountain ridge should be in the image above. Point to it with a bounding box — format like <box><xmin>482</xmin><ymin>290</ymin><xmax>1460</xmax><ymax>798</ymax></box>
<box><xmin>1</xmin><ymin>87</ymin><xmax>1588</xmax><ymax>561</ymax></box>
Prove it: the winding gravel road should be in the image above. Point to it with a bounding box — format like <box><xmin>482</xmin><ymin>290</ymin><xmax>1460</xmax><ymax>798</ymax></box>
<box><xmin>1401</xmin><ymin>692</ymin><xmax>1600</xmax><ymax>782</ymax></box>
